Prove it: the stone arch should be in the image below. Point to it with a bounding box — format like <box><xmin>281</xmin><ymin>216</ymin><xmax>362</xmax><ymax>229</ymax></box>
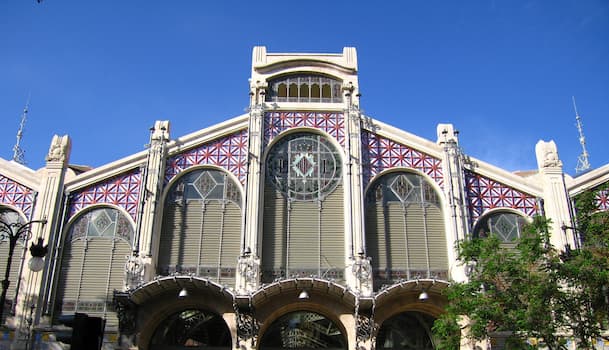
<box><xmin>130</xmin><ymin>276</ymin><xmax>236</xmax><ymax>350</ymax></box>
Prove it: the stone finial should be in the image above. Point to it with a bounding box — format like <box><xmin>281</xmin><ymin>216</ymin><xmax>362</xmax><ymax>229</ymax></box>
<box><xmin>46</xmin><ymin>135</ymin><xmax>71</xmax><ymax>163</ymax></box>
<box><xmin>535</xmin><ymin>140</ymin><xmax>563</xmax><ymax>169</ymax></box>
<box><xmin>437</xmin><ymin>123</ymin><xmax>459</xmax><ymax>144</ymax></box>
<box><xmin>151</xmin><ymin>120</ymin><xmax>170</xmax><ymax>142</ymax></box>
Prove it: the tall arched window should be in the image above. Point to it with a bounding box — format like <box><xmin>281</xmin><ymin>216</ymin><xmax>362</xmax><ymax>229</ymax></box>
<box><xmin>365</xmin><ymin>172</ymin><xmax>448</xmax><ymax>290</ymax></box>
<box><xmin>56</xmin><ymin>207</ymin><xmax>134</xmax><ymax>327</ymax></box>
<box><xmin>158</xmin><ymin>169</ymin><xmax>242</xmax><ymax>287</ymax></box>
<box><xmin>262</xmin><ymin>133</ymin><xmax>344</xmax><ymax>282</ymax></box>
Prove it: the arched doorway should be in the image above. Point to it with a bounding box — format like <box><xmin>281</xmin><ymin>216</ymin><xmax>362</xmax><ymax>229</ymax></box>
<box><xmin>149</xmin><ymin>309</ymin><xmax>231</xmax><ymax>349</ymax></box>
<box><xmin>259</xmin><ymin>311</ymin><xmax>347</xmax><ymax>350</ymax></box>
<box><xmin>376</xmin><ymin>311</ymin><xmax>436</xmax><ymax>350</ymax></box>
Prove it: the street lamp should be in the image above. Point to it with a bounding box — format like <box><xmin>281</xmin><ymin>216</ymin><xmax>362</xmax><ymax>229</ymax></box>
<box><xmin>0</xmin><ymin>214</ymin><xmax>47</xmax><ymax>323</ymax></box>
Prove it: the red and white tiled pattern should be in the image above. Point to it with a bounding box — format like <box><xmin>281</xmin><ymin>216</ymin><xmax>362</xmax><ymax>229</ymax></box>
<box><xmin>465</xmin><ymin>170</ymin><xmax>538</xmax><ymax>220</ymax></box>
<box><xmin>361</xmin><ymin>131</ymin><xmax>444</xmax><ymax>188</ymax></box>
<box><xmin>595</xmin><ymin>188</ymin><xmax>609</xmax><ymax>211</ymax></box>
<box><xmin>165</xmin><ymin>129</ymin><xmax>248</xmax><ymax>185</ymax></box>
<box><xmin>69</xmin><ymin>170</ymin><xmax>142</xmax><ymax>221</ymax></box>
<box><xmin>0</xmin><ymin>174</ymin><xmax>35</xmax><ymax>219</ymax></box>
<box><xmin>264</xmin><ymin>112</ymin><xmax>345</xmax><ymax>148</ymax></box>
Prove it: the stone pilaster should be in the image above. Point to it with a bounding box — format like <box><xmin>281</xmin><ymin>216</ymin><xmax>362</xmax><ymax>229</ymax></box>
<box><xmin>535</xmin><ymin>140</ymin><xmax>574</xmax><ymax>250</ymax></box>
<box><xmin>14</xmin><ymin>135</ymin><xmax>71</xmax><ymax>348</ymax></box>
<box><xmin>342</xmin><ymin>82</ymin><xmax>373</xmax><ymax>296</ymax></box>
<box><xmin>437</xmin><ymin>124</ymin><xmax>469</xmax><ymax>282</ymax></box>
<box><xmin>138</xmin><ymin>121</ymin><xmax>170</xmax><ymax>283</ymax></box>
<box><xmin>236</xmin><ymin>80</ymin><xmax>265</xmax><ymax>294</ymax></box>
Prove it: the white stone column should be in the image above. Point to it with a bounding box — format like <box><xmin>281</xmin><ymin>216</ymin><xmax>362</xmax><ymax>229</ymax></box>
<box><xmin>236</xmin><ymin>80</ymin><xmax>266</xmax><ymax>294</ymax></box>
<box><xmin>535</xmin><ymin>140</ymin><xmax>574</xmax><ymax>250</ymax></box>
<box><xmin>14</xmin><ymin>135</ymin><xmax>71</xmax><ymax>349</ymax></box>
<box><xmin>138</xmin><ymin>121</ymin><xmax>170</xmax><ymax>283</ymax></box>
<box><xmin>342</xmin><ymin>82</ymin><xmax>373</xmax><ymax>296</ymax></box>
<box><xmin>437</xmin><ymin>124</ymin><xmax>469</xmax><ymax>283</ymax></box>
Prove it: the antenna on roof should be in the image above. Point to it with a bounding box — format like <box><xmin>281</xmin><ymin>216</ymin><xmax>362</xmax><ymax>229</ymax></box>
<box><xmin>572</xmin><ymin>96</ymin><xmax>591</xmax><ymax>174</ymax></box>
<box><xmin>12</xmin><ymin>95</ymin><xmax>30</xmax><ymax>165</ymax></box>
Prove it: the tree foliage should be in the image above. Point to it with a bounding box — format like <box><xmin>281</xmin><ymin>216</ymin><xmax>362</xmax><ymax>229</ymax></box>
<box><xmin>432</xmin><ymin>185</ymin><xmax>609</xmax><ymax>350</ymax></box>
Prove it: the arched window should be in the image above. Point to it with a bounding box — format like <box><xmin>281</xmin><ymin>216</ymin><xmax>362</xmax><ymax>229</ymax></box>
<box><xmin>267</xmin><ymin>74</ymin><xmax>343</xmax><ymax>103</ymax></box>
<box><xmin>259</xmin><ymin>311</ymin><xmax>346</xmax><ymax>349</ymax></box>
<box><xmin>289</xmin><ymin>83</ymin><xmax>298</xmax><ymax>99</ymax></box>
<box><xmin>150</xmin><ymin>309</ymin><xmax>231</xmax><ymax>349</ymax></box>
<box><xmin>262</xmin><ymin>133</ymin><xmax>344</xmax><ymax>282</ymax></box>
<box><xmin>473</xmin><ymin>211</ymin><xmax>527</xmax><ymax>243</ymax></box>
<box><xmin>278</xmin><ymin>83</ymin><xmax>288</xmax><ymax>97</ymax></box>
<box><xmin>365</xmin><ymin>172</ymin><xmax>448</xmax><ymax>290</ymax></box>
<box><xmin>299</xmin><ymin>83</ymin><xmax>309</xmax><ymax>98</ymax></box>
<box><xmin>56</xmin><ymin>207</ymin><xmax>134</xmax><ymax>327</ymax></box>
<box><xmin>158</xmin><ymin>169</ymin><xmax>241</xmax><ymax>287</ymax></box>
<box><xmin>0</xmin><ymin>208</ymin><xmax>26</xmax><ymax>322</ymax></box>
<box><xmin>376</xmin><ymin>312</ymin><xmax>436</xmax><ymax>350</ymax></box>
<box><xmin>311</xmin><ymin>84</ymin><xmax>321</xmax><ymax>98</ymax></box>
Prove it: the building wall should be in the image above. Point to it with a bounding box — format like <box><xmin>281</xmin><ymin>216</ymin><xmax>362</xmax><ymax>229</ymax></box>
<box><xmin>0</xmin><ymin>47</ymin><xmax>607</xmax><ymax>350</ymax></box>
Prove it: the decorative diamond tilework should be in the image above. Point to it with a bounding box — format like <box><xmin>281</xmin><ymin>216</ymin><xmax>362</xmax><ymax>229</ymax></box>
<box><xmin>465</xmin><ymin>170</ymin><xmax>538</xmax><ymax>221</ymax></box>
<box><xmin>69</xmin><ymin>170</ymin><xmax>142</xmax><ymax>221</ymax></box>
<box><xmin>361</xmin><ymin>131</ymin><xmax>444</xmax><ymax>188</ymax></box>
<box><xmin>264</xmin><ymin>112</ymin><xmax>345</xmax><ymax>148</ymax></box>
<box><xmin>595</xmin><ymin>188</ymin><xmax>609</xmax><ymax>211</ymax></box>
<box><xmin>0</xmin><ymin>175</ymin><xmax>35</xmax><ymax>219</ymax></box>
<box><xmin>165</xmin><ymin>129</ymin><xmax>248</xmax><ymax>184</ymax></box>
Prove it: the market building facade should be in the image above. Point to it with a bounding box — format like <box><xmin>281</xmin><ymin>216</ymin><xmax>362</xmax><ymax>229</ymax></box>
<box><xmin>1</xmin><ymin>47</ymin><xmax>608</xmax><ymax>349</ymax></box>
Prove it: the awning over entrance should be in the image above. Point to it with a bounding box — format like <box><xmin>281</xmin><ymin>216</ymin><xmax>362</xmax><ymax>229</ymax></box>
<box><xmin>127</xmin><ymin>275</ymin><xmax>235</xmax><ymax>305</ymax></box>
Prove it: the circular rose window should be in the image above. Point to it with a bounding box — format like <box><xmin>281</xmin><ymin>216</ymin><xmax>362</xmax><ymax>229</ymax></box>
<box><xmin>266</xmin><ymin>133</ymin><xmax>342</xmax><ymax>201</ymax></box>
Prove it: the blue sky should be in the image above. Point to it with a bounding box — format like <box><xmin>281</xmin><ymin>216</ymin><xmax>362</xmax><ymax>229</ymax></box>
<box><xmin>1</xmin><ymin>1</ymin><xmax>608</xmax><ymax>177</ymax></box>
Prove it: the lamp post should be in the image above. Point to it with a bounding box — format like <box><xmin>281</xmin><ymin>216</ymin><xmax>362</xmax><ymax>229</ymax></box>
<box><xmin>0</xmin><ymin>216</ymin><xmax>47</xmax><ymax>323</ymax></box>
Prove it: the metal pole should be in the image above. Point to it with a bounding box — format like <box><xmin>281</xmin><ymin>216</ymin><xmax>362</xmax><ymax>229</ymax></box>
<box><xmin>0</xmin><ymin>218</ymin><xmax>46</xmax><ymax>323</ymax></box>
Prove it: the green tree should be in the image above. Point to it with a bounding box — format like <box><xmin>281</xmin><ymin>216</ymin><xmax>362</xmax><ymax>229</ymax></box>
<box><xmin>433</xmin><ymin>185</ymin><xmax>609</xmax><ymax>350</ymax></box>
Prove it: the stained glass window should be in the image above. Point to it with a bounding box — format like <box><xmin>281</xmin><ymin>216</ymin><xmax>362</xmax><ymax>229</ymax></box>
<box><xmin>474</xmin><ymin>212</ymin><xmax>527</xmax><ymax>242</ymax></box>
<box><xmin>266</xmin><ymin>133</ymin><xmax>342</xmax><ymax>201</ymax></box>
<box><xmin>167</xmin><ymin>169</ymin><xmax>241</xmax><ymax>206</ymax></box>
<box><xmin>67</xmin><ymin>207</ymin><xmax>134</xmax><ymax>244</ymax></box>
<box><xmin>366</xmin><ymin>172</ymin><xmax>440</xmax><ymax>207</ymax></box>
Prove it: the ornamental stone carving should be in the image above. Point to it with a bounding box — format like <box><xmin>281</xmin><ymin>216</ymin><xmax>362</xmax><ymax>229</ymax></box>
<box><xmin>536</xmin><ymin>140</ymin><xmax>563</xmax><ymax>169</ymax></box>
<box><xmin>351</xmin><ymin>254</ymin><xmax>373</xmax><ymax>295</ymax></box>
<box><xmin>46</xmin><ymin>134</ymin><xmax>71</xmax><ymax>163</ymax></box>
<box><xmin>125</xmin><ymin>254</ymin><xmax>144</xmax><ymax>289</ymax></box>
<box><xmin>237</xmin><ymin>254</ymin><xmax>260</xmax><ymax>292</ymax></box>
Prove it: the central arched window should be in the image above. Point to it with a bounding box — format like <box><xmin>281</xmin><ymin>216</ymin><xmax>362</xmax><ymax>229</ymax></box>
<box><xmin>262</xmin><ymin>133</ymin><xmax>345</xmax><ymax>282</ymax></box>
<box><xmin>266</xmin><ymin>74</ymin><xmax>343</xmax><ymax>103</ymax></box>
